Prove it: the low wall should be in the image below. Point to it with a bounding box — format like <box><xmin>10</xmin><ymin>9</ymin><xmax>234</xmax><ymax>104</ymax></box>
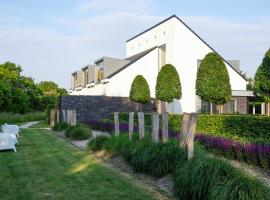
<box><xmin>60</xmin><ymin>95</ymin><xmax>155</xmax><ymax>123</ymax></box>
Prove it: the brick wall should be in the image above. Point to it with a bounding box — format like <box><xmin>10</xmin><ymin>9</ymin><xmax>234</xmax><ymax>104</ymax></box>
<box><xmin>60</xmin><ymin>95</ymin><xmax>155</xmax><ymax>123</ymax></box>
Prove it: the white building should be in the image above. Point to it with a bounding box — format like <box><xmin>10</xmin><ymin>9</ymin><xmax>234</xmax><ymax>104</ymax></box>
<box><xmin>70</xmin><ymin>15</ymin><xmax>254</xmax><ymax>114</ymax></box>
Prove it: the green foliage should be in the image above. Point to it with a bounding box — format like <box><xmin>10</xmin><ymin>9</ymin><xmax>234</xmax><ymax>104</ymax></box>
<box><xmin>129</xmin><ymin>75</ymin><xmax>150</xmax><ymax>104</ymax></box>
<box><xmin>53</xmin><ymin>122</ymin><xmax>69</xmax><ymax>131</ymax></box>
<box><xmin>173</xmin><ymin>155</ymin><xmax>270</xmax><ymax>200</ymax></box>
<box><xmin>65</xmin><ymin>126</ymin><xmax>76</xmax><ymax>138</ymax></box>
<box><xmin>0</xmin><ymin>62</ymin><xmax>67</xmax><ymax>113</ymax></box>
<box><xmin>196</xmin><ymin>53</ymin><xmax>231</xmax><ymax>104</ymax></box>
<box><xmin>155</xmin><ymin>64</ymin><xmax>181</xmax><ymax>103</ymax></box>
<box><xmin>70</xmin><ymin>125</ymin><xmax>92</xmax><ymax>140</ymax></box>
<box><xmin>88</xmin><ymin>135</ymin><xmax>110</xmax><ymax>151</ymax></box>
<box><xmin>254</xmin><ymin>49</ymin><xmax>270</xmax><ymax>102</ymax></box>
<box><xmin>0</xmin><ymin>112</ymin><xmax>45</xmax><ymax>125</ymax></box>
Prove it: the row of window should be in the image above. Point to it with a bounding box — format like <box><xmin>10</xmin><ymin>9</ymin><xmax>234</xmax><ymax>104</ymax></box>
<box><xmin>130</xmin><ymin>31</ymin><xmax>166</xmax><ymax>50</ymax></box>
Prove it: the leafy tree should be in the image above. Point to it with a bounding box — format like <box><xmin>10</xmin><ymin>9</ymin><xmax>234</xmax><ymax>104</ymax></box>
<box><xmin>156</xmin><ymin>64</ymin><xmax>182</xmax><ymax>102</ymax></box>
<box><xmin>155</xmin><ymin>64</ymin><xmax>181</xmax><ymax>142</ymax></box>
<box><xmin>254</xmin><ymin>49</ymin><xmax>270</xmax><ymax>116</ymax></box>
<box><xmin>196</xmin><ymin>52</ymin><xmax>231</xmax><ymax>114</ymax></box>
<box><xmin>129</xmin><ymin>75</ymin><xmax>150</xmax><ymax>111</ymax></box>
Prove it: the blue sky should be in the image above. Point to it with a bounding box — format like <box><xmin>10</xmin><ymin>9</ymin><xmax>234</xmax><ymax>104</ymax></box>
<box><xmin>0</xmin><ymin>0</ymin><xmax>269</xmax><ymax>88</ymax></box>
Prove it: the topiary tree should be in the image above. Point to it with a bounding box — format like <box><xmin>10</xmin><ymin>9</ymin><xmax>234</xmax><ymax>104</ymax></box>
<box><xmin>129</xmin><ymin>75</ymin><xmax>151</xmax><ymax>111</ymax></box>
<box><xmin>254</xmin><ymin>49</ymin><xmax>270</xmax><ymax>116</ymax></box>
<box><xmin>156</xmin><ymin>64</ymin><xmax>181</xmax><ymax>142</ymax></box>
<box><xmin>196</xmin><ymin>52</ymin><xmax>231</xmax><ymax>115</ymax></box>
<box><xmin>129</xmin><ymin>75</ymin><xmax>150</xmax><ymax>139</ymax></box>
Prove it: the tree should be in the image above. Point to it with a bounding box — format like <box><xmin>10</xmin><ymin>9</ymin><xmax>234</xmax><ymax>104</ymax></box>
<box><xmin>155</xmin><ymin>64</ymin><xmax>181</xmax><ymax>142</ymax></box>
<box><xmin>129</xmin><ymin>75</ymin><xmax>151</xmax><ymax>111</ymax></box>
<box><xmin>196</xmin><ymin>52</ymin><xmax>231</xmax><ymax>115</ymax></box>
<box><xmin>254</xmin><ymin>49</ymin><xmax>270</xmax><ymax>116</ymax></box>
<box><xmin>129</xmin><ymin>75</ymin><xmax>150</xmax><ymax>139</ymax></box>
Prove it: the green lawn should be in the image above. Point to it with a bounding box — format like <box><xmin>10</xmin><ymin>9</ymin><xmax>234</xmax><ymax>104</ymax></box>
<box><xmin>0</xmin><ymin>129</ymin><xmax>156</xmax><ymax>200</ymax></box>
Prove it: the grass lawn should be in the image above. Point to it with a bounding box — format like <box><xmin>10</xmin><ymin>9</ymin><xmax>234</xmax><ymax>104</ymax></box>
<box><xmin>0</xmin><ymin>129</ymin><xmax>157</xmax><ymax>200</ymax></box>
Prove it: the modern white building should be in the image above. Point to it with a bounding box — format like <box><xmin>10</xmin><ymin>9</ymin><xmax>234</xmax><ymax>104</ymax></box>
<box><xmin>70</xmin><ymin>15</ymin><xmax>254</xmax><ymax>114</ymax></box>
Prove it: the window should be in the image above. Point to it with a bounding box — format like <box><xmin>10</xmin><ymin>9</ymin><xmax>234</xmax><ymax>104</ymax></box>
<box><xmin>74</xmin><ymin>74</ymin><xmax>77</xmax><ymax>80</ymax></box>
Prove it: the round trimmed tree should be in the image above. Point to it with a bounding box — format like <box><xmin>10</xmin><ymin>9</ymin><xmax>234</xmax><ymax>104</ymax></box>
<box><xmin>254</xmin><ymin>49</ymin><xmax>270</xmax><ymax>116</ymax></box>
<box><xmin>155</xmin><ymin>64</ymin><xmax>181</xmax><ymax>142</ymax></box>
<box><xmin>129</xmin><ymin>75</ymin><xmax>150</xmax><ymax>139</ymax></box>
<box><xmin>196</xmin><ymin>52</ymin><xmax>231</xmax><ymax>115</ymax></box>
<box><xmin>129</xmin><ymin>75</ymin><xmax>151</xmax><ymax>111</ymax></box>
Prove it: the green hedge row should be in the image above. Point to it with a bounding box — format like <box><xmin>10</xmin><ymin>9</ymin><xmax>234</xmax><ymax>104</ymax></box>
<box><xmin>108</xmin><ymin>113</ymin><xmax>270</xmax><ymax>143</ymax></box>
<box><xmin>89</xmin><ymin>134</ymin><xmax>270</xmax><ymax>200</ymax></box>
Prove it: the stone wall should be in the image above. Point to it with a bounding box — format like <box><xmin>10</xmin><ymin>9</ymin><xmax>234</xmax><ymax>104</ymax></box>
<box><xmin>60</xmin><ymin>95</ymin><xmax>155</xmax><ymax>123</ymax></box>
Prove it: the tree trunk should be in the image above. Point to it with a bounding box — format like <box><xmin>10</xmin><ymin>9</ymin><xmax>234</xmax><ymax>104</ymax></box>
<box><xmin>114</xmin><ymin>112</ymin><xmax>119</xmax><ymax>136</ymax></box>
<box><xmin>187</xmin><ymin>113</ymin><xmax>198</xmax><ymax>160</ymax></box>
<box><xmin>161</xmin><ymin>102</ymin><xmax>169</xmax><ymax>143</ymax></box>
<box><xmin>179</xmin><ymin>113</ymin><xmax>191</xmax><ymax>148</ymax></box>
<box><xmin>152</xmin><ymin>112</ymin><xmax>159</xmax><ymax>142</ymax></box>
<box><xmin>210</xmin><ymin>102</ymin><xmax>213</xmax><ymax>115</ymax></box>
<box><xmin>138</xmin><ymin>112</ymin><xmax>145</xmax><ymax>139</ymax></box>
<box><xmin>129</xmin><ymin>112</ymin><xmax>134</xmax><ymax>141</ymax></box>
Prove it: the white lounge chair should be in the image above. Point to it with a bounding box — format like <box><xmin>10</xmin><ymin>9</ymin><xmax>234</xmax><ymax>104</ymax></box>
<box><xmin>1</xmin><ymin>125</ymin><xmax>20</xmax><ymax>138</ymax></box>
<box><xmin>0</xmin><ymin>133</ymin><xmax>19</xmax><ymax>145</ymax></box>
<box><xmin>0</xmin><ymin>134</ymin><xmax>17</xmax><ymax>152</ymax></box>
<box><xmin>4</xmin><ymin>123</ymin><xmax>20</xmax><ymax>133</ymax></box>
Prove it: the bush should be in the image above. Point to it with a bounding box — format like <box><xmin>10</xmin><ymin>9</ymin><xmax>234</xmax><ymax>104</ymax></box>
<box><xmin>53</xmin><ymin>122</ymin><xmax>69</xmax><ymax>131</ymax></box>
<box><xmin>65</xmin><ymin>126</ymin><xmax>75</xmax><ymax>138</ymax></box>
<box><xmin>173</xmin><ymin>155</ymin><xmax>270</xmax><ymax>200</ymax></box>
<box><xmin>88</xmin><ymin>135</ymin><xmax>110</xmax><ymax>151</ymax></box>
<box><xmin>71</xmin><ymin>125</ymin><xmax>92</xmax><ymax>140</ymax></box>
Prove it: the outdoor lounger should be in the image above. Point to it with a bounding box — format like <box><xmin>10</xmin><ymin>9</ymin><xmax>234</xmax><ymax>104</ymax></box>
<box><xmin>0</xmin><ymin>134</ymin><xmax>17</xmax><ymax>152</ymax></box>
<box><xmin>0</xmin><ymin>132</ymin><xmax>19</xmax><ymax>145</ymax></box>
<box><xmin>1</xmin><ymin>125</ymin><xmax>20</xmax><ymax>138</ymax></box>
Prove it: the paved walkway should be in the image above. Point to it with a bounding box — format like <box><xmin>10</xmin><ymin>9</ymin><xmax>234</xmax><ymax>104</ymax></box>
<box><xmin>19</xmin><ymin>121</ymin><xmax>40</xmax><ymax>129</ymax></box>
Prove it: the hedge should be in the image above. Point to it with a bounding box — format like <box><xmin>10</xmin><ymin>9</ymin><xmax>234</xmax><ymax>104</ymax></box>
<box><xmin>106</xmin><ymin>113</ymin><xmax>270</xmax><ymax>144</ymax></box>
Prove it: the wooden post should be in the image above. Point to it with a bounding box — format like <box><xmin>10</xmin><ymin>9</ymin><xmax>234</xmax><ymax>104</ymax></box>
<box><xmin>129</xmin><ymin>112</ymin><xmax>134</xmax><ymax>140</ymax></box>
<box><xmin>179</xmin><ymin>113</ymin><xmax>191</xmax><ymax>148</ymax></box>
<box><xmin>114</xmin><ymin>112</ymin><xmax>119</xmax><ymax>136</ymax></box>
<box><xmin>187</xmin><ymin>113</ymin><xmax>198</xmax><ymax>160</ymax></box>
<box><xmin>62</xmin><ymin>110</ymin><xmax>66</xmax><ymax>123</ymax></box>
<box><xmin>56</xmin><ymin>110</ymin><xmax>60</xmax><ymax>124</ymax></box>
<box><xmin>162</xmin><ymin>111</ymin><xmax>169</xmax><ymax>143</ymax></box>
<box><xmin>253</xmin><ymin>103</ymin><xmax>255</xmax><ymax>114</ymax></box>
<box><xmin>70</xmin><ymin>110</ymin><xmax>77</xmax><ymax>126</ymax></box>
<box><xmin>152</xmin><ymin>112</ymin><xmax>159</xmax><ymax>142</ymax></box>
<box><xmin>138</xmin><ymin>112</ymin><xmax>145</xmax><ymax>139</ymax></box>
<box><xmin>50</xmin><ymin>109</ymin><xmax>56</xmax><ymax>128</ymax></box>
<box><xmin>268</xmin><ymin>102</ymin><xmax>270</xmax><ymax>116</ymax></box>
<box><xmin>210</xmin><ymin>102</ymin><xmax>213</xmax><ymax>115</ymax></box>
<box><xmin>66</xmin><ymin>110</ymin><xmax>71</xmax><ymax>125</ymax></box>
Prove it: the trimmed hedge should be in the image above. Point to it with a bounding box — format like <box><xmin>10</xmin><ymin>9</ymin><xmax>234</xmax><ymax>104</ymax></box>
<box><xmin>0</xmin><ymin>112</ymin><xmax>45</xmax><ymax>125</ymax></box>
<box><xmin>106</xmin><ymin>113</ymin><xmax>270</xmax><ymax>143</ymax></box>
<box><xmin>71</xmin><ymin>126</ymin><xmax>92</xmax><ymax>140</ymax></box>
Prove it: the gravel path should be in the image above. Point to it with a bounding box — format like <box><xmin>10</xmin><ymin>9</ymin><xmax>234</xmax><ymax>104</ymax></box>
<box><xmin>19</xmin><ymin>121</ymin><xmax>40</xmax><ymax>129</ymax></box>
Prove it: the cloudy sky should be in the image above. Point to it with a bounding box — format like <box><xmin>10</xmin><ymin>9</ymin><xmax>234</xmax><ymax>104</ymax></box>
<box><xmin>0</xmin><ymin>0</ymin><xmax>269</xmax><ymax>88</ymax></box>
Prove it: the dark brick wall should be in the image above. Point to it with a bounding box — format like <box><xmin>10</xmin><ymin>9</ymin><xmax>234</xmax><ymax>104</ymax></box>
<box><xmin>60</xmin><ymin>95</ymin><xmax>155</xmax><ymax>123</ymax></box>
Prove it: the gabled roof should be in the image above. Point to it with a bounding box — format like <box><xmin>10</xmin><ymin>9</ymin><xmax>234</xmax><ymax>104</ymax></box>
<box><xmin>106</xmin><ymin>46</ymin><xmax>158</xmax><ymax>79</ymax></box>
<box><xmin>126</xmin><ymin>15</ymin><xmax>247</xmax><ymax>81</ymax></box>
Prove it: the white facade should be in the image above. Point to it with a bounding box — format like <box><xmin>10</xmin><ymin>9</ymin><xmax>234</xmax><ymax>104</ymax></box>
<box><xmin>70</xmin><ymin>15</ymin><xmax>247</xmax><ymax>114</ymax></box>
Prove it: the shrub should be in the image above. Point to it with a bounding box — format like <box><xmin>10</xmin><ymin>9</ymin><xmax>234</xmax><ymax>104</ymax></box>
<box><xmin>65</xmin><ymin>126</ymin><xmax>75</xmax><ymax>138</ymax></box>
<box><xmin>53</xmin><ymin>122</ymin><xmax>69</xmax><ymax>131</ymax></box>
<box><xmin>173</xmin><ymin>155</ymin><xmax>270</xmax><ymax>200</ymax></box>
<box><xmin>88</xmin><ymin>135</ymin><xmax>110</xmax><ymax>151</ymax></box>
<box><xmin>71</xmin><ymin>126</ymin><xmax>92</xmax><ymax>140</ymax></box>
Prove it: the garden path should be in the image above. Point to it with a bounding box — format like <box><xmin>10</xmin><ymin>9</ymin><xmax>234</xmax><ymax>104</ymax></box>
<box><xmin>19</xmin><ymin>121</ymin><xmax>40</xmax><ymax>128</ymax></box>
